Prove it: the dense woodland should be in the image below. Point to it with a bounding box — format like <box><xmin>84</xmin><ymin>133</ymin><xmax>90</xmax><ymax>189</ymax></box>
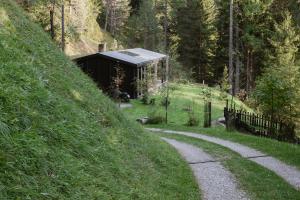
<box><xmin>18</xmin><ymin>0</ymin><xmax>300</xmax><ymax>131</ymax></box>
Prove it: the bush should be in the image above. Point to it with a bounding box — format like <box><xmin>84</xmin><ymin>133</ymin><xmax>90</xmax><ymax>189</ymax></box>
<box><xmin>141</xmin><ymin>93</ymin><xmax>149</xmax><ymax>105</ymax></box>
<box><xmin>147</xmin><ymin>109</ymin><xmax>165</xmax><ymax>124</ymax></box>
<box><xmin>186</xmin><ymin>111</ymin><xmax>199</xmax><ymax>126</ymax></box>
<box><xmin>149</xmin><ymin>98</ymin><xmax>156</xmax><ymax>105</ymax></box>
<box><xmin>176</xmin><ymin>78</ymin><xmax>190</xmax><ymax>84</ymax></box>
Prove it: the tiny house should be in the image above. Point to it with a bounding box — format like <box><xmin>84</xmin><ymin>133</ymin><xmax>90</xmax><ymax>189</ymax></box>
<box><xmin>74</xmin><ymin>48</ymin><xmax>169</xmax><ymax>99</ymax></box>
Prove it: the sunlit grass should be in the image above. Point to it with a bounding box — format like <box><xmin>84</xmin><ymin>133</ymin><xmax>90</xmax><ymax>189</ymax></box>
<box><xmin>123</xmin><ymin>83</ymin><xmax>300</xmax><ymax>170</ymax></box>
<box><xmin>124</xmin><ymin>83</ymin><xmax>250</xmax><ymax>127</ymax></box>
<box><xmin>0</xmin><ymin>1</ymin><xmax>199</xmax><ymax>199</ymax></box>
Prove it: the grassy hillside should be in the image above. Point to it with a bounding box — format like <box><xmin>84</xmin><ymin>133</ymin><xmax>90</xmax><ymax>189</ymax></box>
<box><xmin>0</xmin><ymin>1</ymin><xmax>199</xmax><ymax>199</ymax></box>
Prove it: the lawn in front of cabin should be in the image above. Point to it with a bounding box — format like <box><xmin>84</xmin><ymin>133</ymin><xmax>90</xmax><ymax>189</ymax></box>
<box><xmin>122</xmin><ymin>83</ymin><xmax>300</xmax><ymax>170</ymax></box>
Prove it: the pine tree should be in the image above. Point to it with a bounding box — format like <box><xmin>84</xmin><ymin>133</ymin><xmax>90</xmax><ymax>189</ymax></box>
<box><xmin>122</xmin><ymin>0</ymin><xmax>161</xmax><ymax>50</ymax></box>
<box><xmin>221</xmin><ymin>66</ymin><xmax>229</xmax><ymax>90</ymax></box>
<box><xmin>240</xmin><ymin>0</ymin><xmax>273</xmax><ymax>94</ymax></box>
<box><xmin>176</xmin><ymin>0</ymin><xmax>218</xmax><ymax>83</ymax></box>
<box><xmin>254</xmin><ymin>12</ymin><xmax>300</xmax><ymax>122</ymax></box>
<box><xmin>228</xmin><ymin>0</ymin><xmax>233</xmax><ymax>94</ymax></box>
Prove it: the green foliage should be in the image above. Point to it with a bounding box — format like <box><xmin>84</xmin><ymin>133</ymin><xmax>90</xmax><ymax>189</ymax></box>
<box><xmin>186</xmin><ymin>111</ymin><xmax>199</xmax><ymax>126</ymax></box>
<box><xmin>253</xmin><ymin>12</ymin><xmax>300</xmax><ymax>122</ymax></box>
<box><xmin>125</xmin><ymin>83</ymin><xmax>250</xmax><ymax>129</ymax></box>
<box><xmin>200</xmin><ymin>86</ymin><xmax>212</xmax><ymax>102</ymax></box>
<box><xmin>122</xmin><ymin>0</ymin><xmax>162</xmax><ymax>50</ymax></box>
<box><xmin>168</xmin><ymin>52</ymin><xmax>190</xmax><ymax>81</ymax></box>
<box><xmin>175</xmin><ymin>0</ymin><xmax>219</xmax><ymax>83</ymax></box>
<box><xmin>220</xmin><ymin>66</ymin><xmax>230</xmax><ymax>94</ymax></box>
<box><xmin>147</xmin><ymin>108</ymin><xmax>165</xmax><ymax>124</ymax></box>
<box><xmin>0</xmin><ymin>1</ymin><xmax>200</xmax><ymax>199</ymax></box>
<box><xmin>141</xmin><ymin>93</ymin><xmax>149</xmax><ymax>105</ymax></box>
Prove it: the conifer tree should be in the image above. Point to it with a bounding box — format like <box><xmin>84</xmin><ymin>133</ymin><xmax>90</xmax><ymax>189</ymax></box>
<box><xmin>254</xmin><ymin>12</ymin><xmax>300</xmax><ymax>122</ymax></box>
<box><xmin>176</xmin><ymin>0</ymin><xmax>218</xmax><ymax>83</ymax></box>
<box><xmin>122</xmin><ymin>0</ymin><xmax>161</xmax><ymax>50</ymax></box>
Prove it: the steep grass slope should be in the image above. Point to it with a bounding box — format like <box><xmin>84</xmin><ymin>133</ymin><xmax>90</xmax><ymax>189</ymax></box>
<box><xmin>0</xmin><ymin>1</ymin><xmax>198</xmax><ymax>199</ymax></box>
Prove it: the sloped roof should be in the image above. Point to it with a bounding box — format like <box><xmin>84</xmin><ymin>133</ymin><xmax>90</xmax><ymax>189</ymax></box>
<box><xmin>99</xmin><ymin>48</ymin><xmax>167</xmax><ymax>66</ymax></box>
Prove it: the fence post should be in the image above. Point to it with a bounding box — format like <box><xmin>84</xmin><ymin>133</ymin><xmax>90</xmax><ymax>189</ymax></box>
<box><xmin>236</xmin><ymin>111</ymin><xmax>241</xmax><ymax>128</ymax></box>
<box><xmin>208</xmin><ymin>102</ymin><xmax>211</xmax><ymax>127</ymax></box>
<box><xmin>226</xmin><ymin>99</ymin><xmax>229</xmax><ymax>109</ymax></box>
<box><xmin>204</xmin><ymin>101</ymin><xmax>211</xmax><ymax>128</ymax></box>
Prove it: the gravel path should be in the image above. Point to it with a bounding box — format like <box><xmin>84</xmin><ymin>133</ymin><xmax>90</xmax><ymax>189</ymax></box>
<box><xmin>148</xmin><ymin>128</ymin><xmax>300</xmax><ymax>190</ymax></box>
<box><xmin>162</xmin><ymin>138</ymin><xmax>249</xmax><ymax>200</ymax></box>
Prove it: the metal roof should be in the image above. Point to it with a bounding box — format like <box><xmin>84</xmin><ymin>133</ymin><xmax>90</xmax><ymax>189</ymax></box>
<box><xmin>99</xmin><ymin>48</ymin><xmax>167</xmax><ymax>66</ymax></box>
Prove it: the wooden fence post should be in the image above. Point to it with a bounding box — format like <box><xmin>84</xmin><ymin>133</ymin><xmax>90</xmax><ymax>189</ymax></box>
<box><xmin>204</xmin><ymin>101</ymin><xmax>211</xmax><ymax>128</ymax></box>
<box><xmin>61</xmin><ymin>4</ymin><xmax>65</xmax><ymax>51</ymax></box>
<box><xmin>208</xmin><ymin>102</ymin><xmax>211</xmax><ymax>127</ymax></box>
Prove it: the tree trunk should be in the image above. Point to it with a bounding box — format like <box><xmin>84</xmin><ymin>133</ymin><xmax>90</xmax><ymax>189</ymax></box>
<box><xmin>229</xmin><ymin>0</ymin><xmax>234</xmax><ymax>95</ymax></box>
<box><xmin>50</xmin><ymin>1</ymin><xmax>55</xmax><ymax>40</ymax></box>
<box><xmin>234</xmin><ymin>21</ymin><xmax>240</xmax><ymax>95</ymax></box>
<box><xmin>50</xmin><ymin>10</ymin><xmax>55</xmax><ymax>39</ymax></box>
<box><xmin>249</xmin><ymin>51</ymin><xmax>254</xmax><ymax>91</ymax></box>
<box><xmin>246</xmin><ymin>49</ymin><xmax>250</xmax><ymax>94</ymax></box>
<box><xmin>105</xmin><ymin>8</ymin><xmax>109</xmax><ymax>31</ymax></box>
<box><xmin>164</xmin><ymin>0</ymin><xmax>168</xmax><ymax>53</ymax></box>
<box><xmin>143</xmin><ymin>26</ymin><xmax>147</xmax><ymax>48</ymax></box>
<box><xmin>61</xmin><ymin>4</ymin><xmax>65</xmax><ymax>51</ymax></box>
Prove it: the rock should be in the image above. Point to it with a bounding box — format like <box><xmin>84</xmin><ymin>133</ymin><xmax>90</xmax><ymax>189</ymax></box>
<box><xmin>136</xmin><ymin>117</ymin><xmax>149</xmax><ymax>124</ymax></box>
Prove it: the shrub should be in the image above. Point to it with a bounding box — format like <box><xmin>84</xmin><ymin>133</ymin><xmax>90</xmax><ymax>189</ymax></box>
<box><xmin>177</xmin><ymin>78</ymin><xmax>190</xmax><ymax>84</ymax></box>
<box><xmin>147</xmin><ymin>109</ymin><xmax>165</xmax><ymax>124</ymax></box>
<box><xmin>186</xmin><ymin>111</ymin><xmax>199</xmax><ymax>126</ymax></box>
<box><xmin>141</xmin><ymin>93</ymin><xmax>149</xmax><ymax>105</ymax></box>
<box><xmin>149</xmin><ymin>98</ymin><xmax>156</xmax><ymax>105</ymax></box>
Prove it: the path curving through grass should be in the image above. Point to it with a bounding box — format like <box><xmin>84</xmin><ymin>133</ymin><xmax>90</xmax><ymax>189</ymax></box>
<box><xmin>162</xmin><ymin>138</ymin><xmax>249</xmax><ymax>200</ymax></box>
<box><xmin>149</xmin><ymin>128</ymin><xmax>300</xmax><ymax>190</ymax></box>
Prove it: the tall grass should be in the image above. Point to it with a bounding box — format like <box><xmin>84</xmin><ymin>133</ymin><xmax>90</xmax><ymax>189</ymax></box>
<box><xmin>0</xmin><ymin>1</ymin><xmax>199</xmax><ymax>199</ymax></box>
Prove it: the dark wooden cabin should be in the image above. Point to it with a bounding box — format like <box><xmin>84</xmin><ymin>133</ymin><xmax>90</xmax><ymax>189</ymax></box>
<box><xmin>74</xmin><ymin>48</ymin><xmax>169</xmax><ymax>99</ymax></box>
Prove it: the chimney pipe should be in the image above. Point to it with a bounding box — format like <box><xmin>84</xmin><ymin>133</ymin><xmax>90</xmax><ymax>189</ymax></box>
<box><xmin>98</xmin><ymin>43</ymin><xmax>107</xmax><ymax>52</ymax></box>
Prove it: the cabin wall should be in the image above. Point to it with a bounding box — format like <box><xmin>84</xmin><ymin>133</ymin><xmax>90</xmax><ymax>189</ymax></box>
<box><xmin>75</xmin><ymin>57</ymin><xmax>137</xmax><ymax>98</ymax></box>
<box><xmin>76</xmin><ymin>57</ymin><xmax>111</xmax><ymax>92</ymax></box>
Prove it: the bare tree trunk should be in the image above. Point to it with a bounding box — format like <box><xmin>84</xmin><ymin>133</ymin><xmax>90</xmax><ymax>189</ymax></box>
<box><xmin>153</xmin><ymin>0</ymin><xmax>158</xmax><ymax>49</ymax></box>
<box><xmin>50</xmin><ymin>10</ymin><xmax>55</xmax><ymax>39</ymax></box>
<box><xmin>234</xmin><ymin>21</ymin><xmax>240</xmax><ymax>95</ymax></box>
<box><xmin>246</xmin><ymin>49</ymin><xmax>250</xmax><ymax>94</ymax></box>
<box><xmin>61</xmin><ymin>4</ymin><xmax>65</xmax><ymax>51</ymax></box>
<box><xmin>249</xmin><ymin>51</ymin><xmax>253</xmax><ymax>91</ymax></box>
<box><xmin>143</xmin><ymin>27</ymin><xmax>147</xmax><ymax>48</ymax></box>
<box><xmin>105</xmin><ymin>8</ymin><xmax>109</xmax><ymax>31</ymax></box>
<box><xmin>50</xmin><ymin>0</ymin><xmax>55</xmax><ymax>40</ymax></box>
<box><xmin>229</xmin><ymin>0</ymin><xmax>234</xmax><ymax>95</ymax></box>
<box><xmin>111</xmin><ymin>2</ymin><xmax>116</xmax><ymax>36</ymax></box>
<box><xmin>164</xmin><ymin>0</ymin><xmax>168</xmax><ymax>53</ymax></box>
